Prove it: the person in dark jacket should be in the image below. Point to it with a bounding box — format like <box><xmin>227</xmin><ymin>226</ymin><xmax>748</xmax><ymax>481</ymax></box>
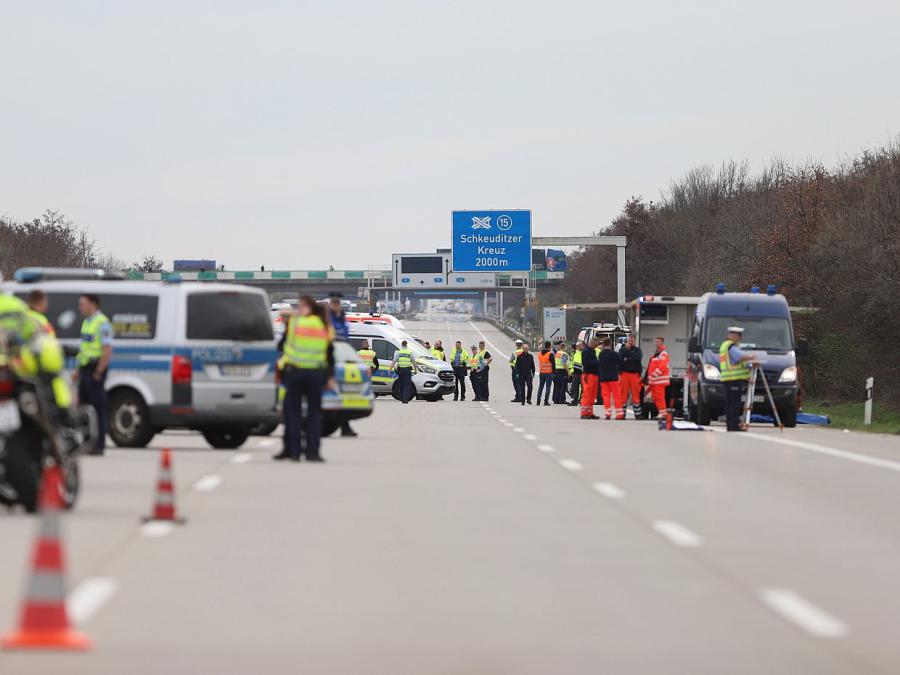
<box><xmin>579</xmin><ymin>339</ymin><xmax>600</xmax><ymax>419</ymax></box>
<box><xmin>514</xmin><ymin>343</ymin><xmax>535</xmax><ymax>405</ymax></box>
<box><xmin>618</xmin><ymin>335</ymin><xmax>644</xmax><ymax>419</ymax></box>
<box><xmin>597</xmin><ymin>339</ymin><xmax>624</xmax><ymax>420</ymax></box>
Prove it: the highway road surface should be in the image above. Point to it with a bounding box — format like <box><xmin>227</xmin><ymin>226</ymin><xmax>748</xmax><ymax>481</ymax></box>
<box><xmin>1</xmin><ymin>317</ymin><xmax>899</xmax><ymax>674</ymax></box>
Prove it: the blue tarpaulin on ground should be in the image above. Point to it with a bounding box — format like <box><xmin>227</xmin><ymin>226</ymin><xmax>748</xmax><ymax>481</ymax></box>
<box><xmin>749</xmin><ymin>412</ymin><xmax>831</xmax><ymax>425</ymax></box>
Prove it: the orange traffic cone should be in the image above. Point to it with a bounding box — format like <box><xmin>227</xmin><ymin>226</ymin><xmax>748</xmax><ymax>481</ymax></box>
<box><xmin>2</xmin><ymin>463</ymin><xmax>92</xmax><ymax>650</ymax></box>
<box><xmin>142</xmin><ymin>448</ymin><xmax>185</xmax><ymax>523</ymax></box>
<box><xmin>665</xmin><ymin>398</ymin><xmax>674</xmax><ymax>430</ymax></box>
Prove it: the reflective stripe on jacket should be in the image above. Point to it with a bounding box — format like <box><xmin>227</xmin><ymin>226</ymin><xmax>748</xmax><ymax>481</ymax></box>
<box><xmin>719</xmin><ymin>339</ymin><xmax>750</xmax><ymax>382</ymax></box>
<box><xmin>283</xmin><ymin>315</ymin><xmax>329</xmax><ymax>369</ymax></box>
<box><xmin>646</xmin><ymin>348</ymin><xmax>670</xmax><ymax>385</ymax></box>
<box><xmin>77</xmin><ymin>311</ymin><xmax>111</xmax><ymax>366</ymax></box>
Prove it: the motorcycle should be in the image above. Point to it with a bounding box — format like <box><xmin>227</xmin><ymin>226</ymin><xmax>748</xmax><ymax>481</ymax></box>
<box><xmin>0</xmin><ymin>362</ymin><xmax>96</xmax><ymax>513</ymax></box>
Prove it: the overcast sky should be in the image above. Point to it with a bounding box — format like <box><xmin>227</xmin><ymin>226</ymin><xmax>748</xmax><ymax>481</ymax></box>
<box><xmin>2</xmin><ymin>1</ymin><xmax>898</xmax><ymax>270</ymax></box>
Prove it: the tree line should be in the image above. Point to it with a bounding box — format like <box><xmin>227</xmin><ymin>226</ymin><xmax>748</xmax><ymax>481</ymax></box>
<box><xmin>562</xmin><ymin>139</ymin><xmax>900</xmax><ymax>406</ymax></box>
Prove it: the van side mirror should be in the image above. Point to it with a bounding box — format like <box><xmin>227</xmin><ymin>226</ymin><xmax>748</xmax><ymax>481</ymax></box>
<box><xmin>795</xmin><ymin>338</ymin><xmax>809</xmax><ymax>356</ymax></box>
<box><xmin>688</xmin><ymin>337</ymin><xmax>700</xmax><ymax>353</ymax></box>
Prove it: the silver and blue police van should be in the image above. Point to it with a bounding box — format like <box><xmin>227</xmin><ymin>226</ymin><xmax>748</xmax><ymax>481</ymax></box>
<box><xmin>5</xmin><ymin>268</ymin><xmax>279</xmax><ymax>449</ymax></box>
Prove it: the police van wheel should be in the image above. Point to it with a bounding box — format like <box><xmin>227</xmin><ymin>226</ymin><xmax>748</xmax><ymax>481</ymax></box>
<box><xmin>250</xmin><ymin>422</ymin><xmax>279</xmax><ymax>436</ymax></box>
<box><xmin>696</xmin><ymin>396</ymin><xmax>712</xmax><ymax>426</ymax></box>
<box><xmin>202</xmin><ymin>428</ymin><xmax>250</xmax><ymax>449</ymax></box>
<box><xmin>109</xmin><ymin>391</ymin><xmax>155</xmax><ymax>448</ymax></box>
<box><xmin>321</xmin><ymin>419</ymin><xmax>341</xmax><ymax>437</ymax></box>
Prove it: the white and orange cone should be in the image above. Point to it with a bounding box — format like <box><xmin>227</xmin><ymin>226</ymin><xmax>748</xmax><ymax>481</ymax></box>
<box><xmin>142</xmin><ymin>448</ymin><xmax>185</xmax><ymax>523</ymax></box>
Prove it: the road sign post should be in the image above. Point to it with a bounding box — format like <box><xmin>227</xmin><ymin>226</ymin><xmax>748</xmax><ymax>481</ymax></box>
<box><xmin>864</xmin><ymin>376</ymin><xmax>874</xmax><ymax>425</ymax></box>
<box><xmin>452</xmin><ymin>210</ymin><xmax>532</xmax><ymax>272</ymax></box>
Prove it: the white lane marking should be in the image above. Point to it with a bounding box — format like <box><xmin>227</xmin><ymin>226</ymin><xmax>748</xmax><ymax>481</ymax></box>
<box><xmin>653</xmin><ymin>520</ymin><xmax>703</xmax><ymax>547</ymax></box>
<box><xmin>537</xmin><ymin>444</ymin><xmax>555</xmax><ymax>453</ymax></box>
<box><xmin>230</xmin><ymin>453</ymin><xmax>253</xmax><ymax>464</ymax></box>
<box><xmin>193</xmin><ymin>474</ymin><xmax>223</xmax><ymax>492</ymax></box>
<box><xmin>445</xmin><ymin>320</ymin><xmax>455</xmax><ymax>346</ymax></box>
<box><xmin>497</xmin><ymin>418</ymin><xmax>507</xmax><ymax>423</ymax></box>
<box><xmin>490</xmin><ymin>411</ymin><xmax>499</xmax><ymax>416</ymax></box>
<box><xmin>513</xmin><ymin>427</ymin><xmax>525</xmax><ymax>433</ymax></box>
<box><xmin>141</xmin><ymin>521</ymin><xmax>174</xmax><ymax>538</ymax></box>
<box><xmin>67</xmin><ymin>577</ymin><xmax>119</xmax><ymax>625</ymax></box>
<box><xmin>761</xmin><ymin>589</ymin><xmax>848</xmax><ymax>638</ymax></box>
<box><xmin>558</xmin><ymin>459</ymin><xmax>583</xmax><ymax>471</ymax></box>
<box><xmin>739</xmin><ymin>432</ymin><xmax>900</xmax><ymax>475</ymax></box>
<box><xmin>503</xmin><ymin>422</ymin><xmax>514</xmax><ymax>427</ymax></box>
<box><xmin>593</xmin><ymin>482</ymin><xmax>626</xmax><ymax>499</ymax></box>
<box><xmin>257</xmin><ymin>439</ymin><xmax>277</xmax><ymax>449</ymax></box>
<box><xmin>523</xmin><ymin>434</ymin><xmax>538</xmax><ymax>441</ymax></box>
<box><xmin>466</xmin><ymin>321</ymin><xmax>507</xmax><ymax>360</ymax></box>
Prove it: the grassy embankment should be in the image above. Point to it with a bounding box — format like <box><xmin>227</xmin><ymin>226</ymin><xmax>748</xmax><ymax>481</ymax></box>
<box><xmin>803</xmin><ymin>400</ymin><xmax>900</xmax><ymax>434</ymax></box>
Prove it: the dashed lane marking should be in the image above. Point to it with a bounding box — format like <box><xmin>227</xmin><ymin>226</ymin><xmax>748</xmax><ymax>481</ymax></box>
<box><xmin>652</xmin><ymin>520</ymin><xmax>703</xmax><ymax>547</ymax></box>
<box><xmin>504</xmin><ymin>422</ymin><xmax>514</xmax><ymax>427</ymax></box>
<box><xmin>193</xmin><ymin>475</ymin><xmax>223</xmax><ymax>492</ymax></box>
<box><xmin>67</xmin><ymin>577</ymin><xmax>119</xmax><ymax>625</ymax></box>
<box><xmin>230</xmin><ymin>453</ymin><xmax>253</xmax><ymax>464</ymax></box>
<box><xmin>761</xmin><ymin>589</ymin><xmax>848</xmax><ymax>638</ymax></box>
<box><xmin>513</xmin><ymin>427</ymin><xmax>525</xmax><ymax>433</ymax></box>
<box><xmin>537</xmin><ymin>444</ymin><xmax>555</xmax><ymax>453</ymax></box>
<box><xmin>558</xmin><ymin>459</ymin><xmax>583</xmax><ymax>472</ymax></box>
<box><xmin>593</xmin><ymin>482</ymin><xmax>626</xmax><ymax>499</ymax></box>
<box><xmin>523</xmin><ymin>434</ymin><xmax>538</xmax><ymax>441</ymax></box>
<box><xmin>141</xmin><ymin>521</ymin><xmax>174</xmax><ymax>538</ymax></box>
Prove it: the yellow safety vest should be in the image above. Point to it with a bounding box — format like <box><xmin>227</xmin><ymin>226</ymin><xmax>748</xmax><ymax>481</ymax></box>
<box><xmin>357</xmin><ymin>349</ymin><xmax>376</xmax><ymax>367</ymax></box>
<box><xmin>450</xmin><ymin>348</ymin><xmax>470</xmax><ymax>367</ymax></box>
<box><xmin>77</xmin><ymin>311</ymin><xmax>111</xmax><ymax>366</ymax></box>
<box><xmin>719</xmin><ymin>339</ymin><xmax>750</xmax><ymax>382</ymax></box>
<box><xmin>509</xmin><ymin>348</ymin><xmax>523</xmax><ymax>368</ymax></box>
<box><xmin>396</xmin><ymin>349</ymin><xmax>413</xmax><ymax>369</ymax></box>
<box><xmin>555</xmin><ymin>352</ymin><xmax>568</xmax><ymax>370</ymax></box>
<box><xmin>283</xmin><ymin>315</ymin><xmax>329</xmax><ymax>369</ymax></box>
<box><xmin>573</xmin><ymin>349</ymin><xmax>583</xmax><ymax>370</ymax></box>
<box><xmin>467</xmin><ymin>352</ymin><xmax>479</xmax><ymax>369</ymax></box>
<box><xmin>430</xmin><ymin>347</ymin><xmax>445</xmax><ymax>361</ymax></box>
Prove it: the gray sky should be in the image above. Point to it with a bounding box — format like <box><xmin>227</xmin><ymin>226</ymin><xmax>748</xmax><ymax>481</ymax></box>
<box><xmin>2</xmin><ymin>1</ymin><xmax>898</xmax><ymax>270</ymax></box>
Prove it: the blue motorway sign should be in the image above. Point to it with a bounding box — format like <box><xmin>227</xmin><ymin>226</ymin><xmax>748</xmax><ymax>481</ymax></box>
<box><xmin>451</xmin><ymin>210</ymin><xmax>532</xmax><ymax>272</ymax></box>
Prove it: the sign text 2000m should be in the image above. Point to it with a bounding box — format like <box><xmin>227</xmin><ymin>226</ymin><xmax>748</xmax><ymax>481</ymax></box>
<box><xmin>451</xmin><ymin>210</ymin><xmax>532</xmax><ymax>272</ymax></box>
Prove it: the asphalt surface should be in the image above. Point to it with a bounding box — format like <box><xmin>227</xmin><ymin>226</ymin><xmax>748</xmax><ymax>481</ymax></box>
<box><xmin>1</xmin><ymin>316</ymin><xmax>899</xmax><ymax>674</ymax></box>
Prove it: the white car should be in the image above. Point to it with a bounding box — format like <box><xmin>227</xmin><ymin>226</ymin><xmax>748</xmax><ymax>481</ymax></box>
<box><xmin>347</xmin><ymin>324</ymin><xmax>454</xmax><ymax>402</ymax></box>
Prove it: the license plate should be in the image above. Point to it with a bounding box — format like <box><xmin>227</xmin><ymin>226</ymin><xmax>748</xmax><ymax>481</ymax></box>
<box><xmin>0</xmin><ymin>400</ymin><xmax>21</xmax><ymax>433</ymax></box>
<box><xmin>221</xmin><ymin>365</ymin><xmax>253</xmax><ymax>377</ymax></box>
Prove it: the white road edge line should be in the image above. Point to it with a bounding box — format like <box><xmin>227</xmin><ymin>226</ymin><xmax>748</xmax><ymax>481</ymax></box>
<box><xmin>67</xmin><ymin>577</ymin><xmax>119</xmax><ymax>625</ymax></box>
<box><xmin>193</xmin><ymin>474</ymin><xmax>223</xmax><ymax>492</ymax></box>
<box><xmin>230</xmin><ymin>453</ymin><xmax>253</xmax><ymax>464</ymax></box>
<box><xmin>558</xmin><ymin>459</ymin><xmax>583</xmax><ymax>471</ymax></box>
<box><xmin>740</xmin><ymin>432</ymin><xmax>900</xmax><ymax>474</ymax></box>
<box><xmin>653</xmin><ymin>520</ymin><xmax>703</xmax><ymax>547</ymax></box>
<box><xmin>141</xmin><ymin>521</ymin><xmax>174</xmax><ymax>538</ymax></box>
<box><xmin>761</xmin><ymin>589</ymin><xmax>848</xmax><ymax>638</ymax></box>
<box><xmin>523</xmin><ymin>434</ymin><xmax>538</xmax><ymax>441</ymax></box>
<box><xmin>593</xmin><ymin>482</ymin><xmax>626</xmax><ymax>499</ymax></box>
<box><xmin>537</xmin><ymin>444</ymin><xmax>555</xmax><ymax>453</ymax></box>
<box><xmin>466</xmin><ymin>321</ymin><xmax>507</xmax><ymax>360</ymax></box>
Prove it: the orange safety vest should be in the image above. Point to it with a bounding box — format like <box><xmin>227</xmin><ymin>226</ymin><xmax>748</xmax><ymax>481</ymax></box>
<box><xmin>646</xmin><ymin>348</ymin><xmax>671</xmax><ymax>385</ymax></box>
<box><xmin>538</xmin><ymin>351</ymin><xmax>553</xmax><ymax>374</ymax></box>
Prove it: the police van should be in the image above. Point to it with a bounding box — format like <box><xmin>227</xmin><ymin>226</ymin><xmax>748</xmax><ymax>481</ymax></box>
<box><xmin>346</xmin><ymin>323</ymin><xmax>455</xmax><ymax>401</ymax></box>
<box><xmin>5</xmin><ymin>269</ymin><xmax>280</xmax><ymax>449</ymax></box>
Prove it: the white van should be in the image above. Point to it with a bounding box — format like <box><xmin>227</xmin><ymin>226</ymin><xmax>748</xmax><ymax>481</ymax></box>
<box><xmin>5</xmin><ymin>271</ymin><xmax>279</xmax><ymax>449</ymax></box>
<box><xmin>347</xmin><ymin>324</ymin><xmax>454</xmax><ymax>401</ymax></box>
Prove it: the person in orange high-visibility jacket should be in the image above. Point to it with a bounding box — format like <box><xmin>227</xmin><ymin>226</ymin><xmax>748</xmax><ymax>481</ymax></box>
<box><xmin>644</xmin><ymin>336</ymin><xmax>670</xmax><ymax>418</ymax></box>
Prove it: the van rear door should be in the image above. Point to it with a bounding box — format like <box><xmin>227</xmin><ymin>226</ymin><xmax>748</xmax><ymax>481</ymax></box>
<box><xmin>183</xmin><ymin>290</ymin><xmax>277</xmax><ymax>413</ymax></box>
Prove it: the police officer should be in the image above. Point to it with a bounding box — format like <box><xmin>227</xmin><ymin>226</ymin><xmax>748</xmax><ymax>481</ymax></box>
<box><xmin>392</xmin><ymin>339</ymin><xmax>417</xmax><ymax>404</ymax></box>
<box><xmin>552</xmin><ymin>342</ymin><xmax>569</xmax><ymax>404</ymax></box>
<box><xmin>509</xmin><ymin>339</ymin><xmax>524</xmax><ymax>402</ymax></box>
<box><xmin>25</xmin><ymin>290</ymin><xmax>54</xmax><ymax>335</ymax></box>
<box><xmin>448</xmin><ymin>340</ymin><xmax>470</xmax><ymax>401</ymax></box>
<box><xmin>513</xmin><ymin>342</ymin><xmax>535</xmax><ymax>405</ymax></box>
<box><xmin>274</xmin><ymin>296</ymin><xmax>333</xmax><ymax>462</ymax></box>
<box><xmin>720</xmin><ymin>326</ymin><xmax>755</xmax><ymax>431</ymax></box>
<box><xmin>467</xmin><ymin>345</ymin><xmax>480</xmax><ymax>400</ymax></box>
<box><xmin>475</xmin><ymin>341</ymin><xmax>492</xmax><ymax>401</ymax></box>
<box><xmin>431</xmin><ymin>340</ymin><xmax>445</xmax><ymax>361</ymax></box>
<box><xmin>74</xmin><ymin>294</ymin><xmax>112</xmax><ymax>454</ymax></box>
<box><xmin>356</xmin><ymin>339</ymin><xmax>379</xmax><ymax>375</ymax></box>
<box><xmin>327</xmin><ymin>292</ymin><xmax>357</xmax><ymax>437</ymax></box>
<box><xmin>568</xmin><ymin>341</ymin><xmax>583</xmax><ymax>406</ymax></box>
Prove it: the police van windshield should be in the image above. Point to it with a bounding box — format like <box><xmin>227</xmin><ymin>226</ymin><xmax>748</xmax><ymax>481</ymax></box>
<box><xmin>704</xmin><ymin>316</ymin><xmax>792</xmax><ymax>352</ymax></box>
<box><xmin>187</xmin><ymin>292</ymin><xmax>273</xmax><ymax>341</ymax></box>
